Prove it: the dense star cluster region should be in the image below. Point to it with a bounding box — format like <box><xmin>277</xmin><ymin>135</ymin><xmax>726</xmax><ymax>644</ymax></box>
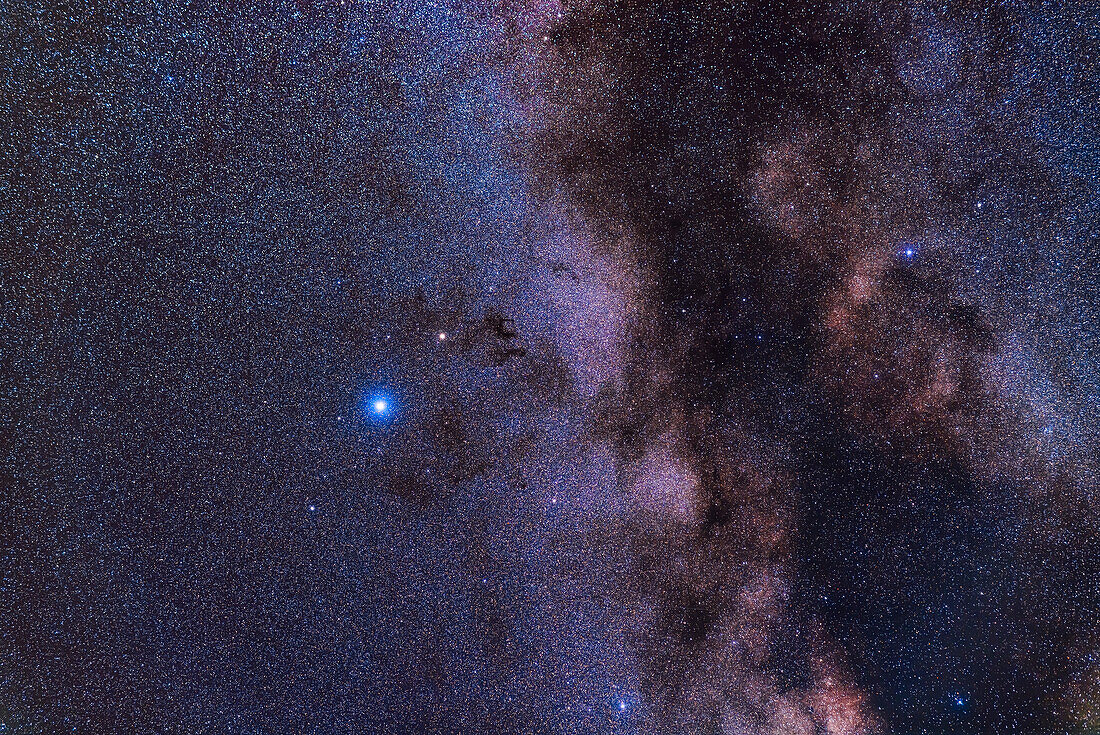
<box><xmin>5</xmin><ymin>1</ymin><xmax>1100</xmax><ymax>733</ymax></box>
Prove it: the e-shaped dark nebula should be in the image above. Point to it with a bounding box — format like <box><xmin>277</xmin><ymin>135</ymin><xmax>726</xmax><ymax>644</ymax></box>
<box><xmin>5</xmin><ymin>1</ymin><xmax>1100</xmax><ymax>733</ymax></box>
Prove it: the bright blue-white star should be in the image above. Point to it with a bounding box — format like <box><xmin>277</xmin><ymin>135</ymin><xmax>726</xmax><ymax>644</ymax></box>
<box><xmin>361</xmin><ymin>390</ymin><xmax>396</xmax><ymax>421</ymax></box>
<box><xmin>613</xmin><ymin>693</ymin><xmax>639</xmax><ymax>715</ymax></box>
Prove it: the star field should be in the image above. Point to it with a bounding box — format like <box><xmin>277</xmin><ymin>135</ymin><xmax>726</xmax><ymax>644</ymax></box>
<box><xmin>5</xmin><ymin>1</ymin><xmax>1100</xmax><ymax>734</ymax></box>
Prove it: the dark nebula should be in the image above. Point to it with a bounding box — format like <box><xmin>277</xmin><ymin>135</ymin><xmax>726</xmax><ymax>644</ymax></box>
<box><xmin>6</xmin><ymin>1</ymin><xmax>1100</xmax><ymax>733</ymax></box>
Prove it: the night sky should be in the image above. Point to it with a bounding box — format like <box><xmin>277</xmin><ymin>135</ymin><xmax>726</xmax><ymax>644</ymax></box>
<box><xmin>6</xmin><ymin>1</ymin><xmax>1100</xmax><ymax>733</ymax></box>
